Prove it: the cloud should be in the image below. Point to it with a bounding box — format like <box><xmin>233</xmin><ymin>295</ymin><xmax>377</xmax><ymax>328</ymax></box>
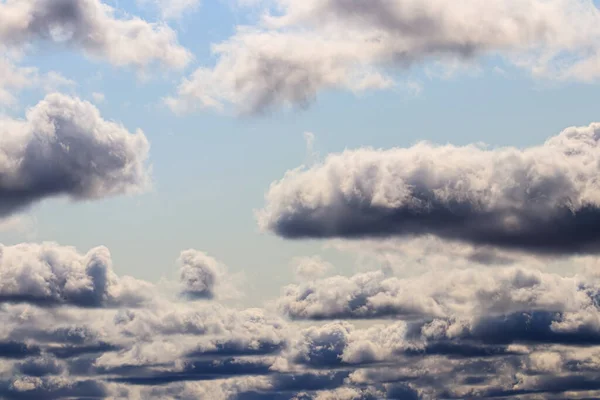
<box><xmin>277</xmin><ymin>267</ymin><xmax>597</xmax><ymax>321</ymax></box>
<box><xmin>178</xmin><ymin>250</ymin><xmax>242</xmax><ymax>300</ymax></box>
<box><xmin>259</xmin><ymin>122</ymin><xmax>600</xmax><ymax>255</ymax></box>
<box><xmin>3</xmin><ymin>242</ymin><xmax>600</xmax><ymax>398</ymax></box>
<box><xmin>0</xmin><ymin>58</ymin><xmax>75</xmax><ymax>107</ymax></box>
<box><xmin>167</xmin><ymin>0</ymin><xmax>600</xmax><ymax>114</ymax></box>
<box><xmin>0</xmin><ymin>242</ymin><xmax>152</xmax><ymax>308</ymax></box>
<box><xmin>0</xmin><ymin>93</ymin><xmax>150</xmax><ymax>218</ymax></box>
<box><xmin>0</xmin><ymin>0</ymin><xmax>191</xmax><ymax>69</ymax></box>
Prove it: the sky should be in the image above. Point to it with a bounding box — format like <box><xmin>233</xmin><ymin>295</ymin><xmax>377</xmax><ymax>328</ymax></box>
<box><xmin>4</xmin><ymin>0</ymin><xmax>600</xmax><ymax>399</ymax></box>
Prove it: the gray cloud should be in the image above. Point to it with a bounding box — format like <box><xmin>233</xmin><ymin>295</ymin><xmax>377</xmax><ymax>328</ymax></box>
<box><xmin>3</xmin><ymin>243</ymin><xmax>600</xmax><ymax>398</ymax></box>
<box><xmin>167</xmin><ymin>0</ymin><xmax>600</xmax><ymax>114</ymax></box>
<box><xmin>0</xmin><ymin>0</ymin><xmax>191</xmax><ymax>69</ymax></box>
<box><xmin>259</xmin><ymin>122</ymin><xmax>600</xmax><ymax>255</ymax></box>
<box><xmin>0</xmin><ymin>93</ymin><xmax>149</xmax><ymax>217</ymax></box>
<box><xmin>178</xmin><ymin>250</ymin><xmax>240</xmax><ymax>300</ymax></box>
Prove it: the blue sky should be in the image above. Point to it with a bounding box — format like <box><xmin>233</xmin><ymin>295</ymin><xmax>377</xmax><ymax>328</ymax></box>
<box><xmin>3</xmin><ymin>0</ymin><xmax>600</xmax><ymax>306</ymax></box>
<box><xmin>6</xmin><ymin>1</ymin><xmax>600</xmax><ymax>398</ymax></box>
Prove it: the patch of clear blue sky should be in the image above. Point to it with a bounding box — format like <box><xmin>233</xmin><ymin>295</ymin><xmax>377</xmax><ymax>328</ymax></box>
<box><xmin>2</xmin><ymin>1</ymin><xmax>600</xmax><ymax>304</ymax></box>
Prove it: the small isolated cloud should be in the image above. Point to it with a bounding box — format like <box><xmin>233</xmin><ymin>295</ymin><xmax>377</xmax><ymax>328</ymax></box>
<box><xmin>178</xmin><ymin>249</ymin><xmax>242</xmax><ymax>300</ymax></box>
<box><xmin>0</xmin><ymin>93</ymin><xmax>150</xmax><ymax>218</ymax></box>
<box><xmin>0</xmin><ymin>0</ymin><xmax>191</xmax><ymax>69</ymax></box>
<box><xmin>259</xmin><ymin>122</ymin><xmax>600</xmax><ymax>255</ymax></box>
<box><xmin>167</xmin><ymin>0</ymin><xmax>600</xmax><ymax>114</ymax></box>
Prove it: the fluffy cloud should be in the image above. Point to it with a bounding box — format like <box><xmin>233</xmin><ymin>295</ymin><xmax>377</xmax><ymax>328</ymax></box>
<box><xmin>0</xmin><ymin>58</ymin><xmax>75</xmax><ymax>107</ymax></box>
<box><xmin>178</xmin><ymin>250</ymin><xmax>242</xmax><ymax>300</ymax></box>
<box><xmin>259</xmin><ymin>122</ymin><xmax>600</xmax><ymax>255</ymax></box>
<box><xmin>0</xmin><ymin>93</ymin><xmax>149</xmax><ymax>217</ymax></box>
<box><xmin>0</xmin><ymin>0</ymin><xmax>191</xmax><ymax>69</ymax></box>
<box><xmin>277</xmin><ymin>266</ymin><xmax>598</xmax><ymax>321</ymax></box>
<box><xmin>0</xmin><ymin>242</ymin><xmax>152</xmax><ymax>307</ymax></box>
<box><xmin>167</xmin><ymin>0</ymin><xmax>600</xmax><ymax>114</ymax></box>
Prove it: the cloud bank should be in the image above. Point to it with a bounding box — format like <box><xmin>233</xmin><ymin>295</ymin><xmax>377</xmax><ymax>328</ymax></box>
<box><xmin>0</xmin><ymin>93</ymin><xmax>150</xmax><ymax>218</ymax></box>
<box><xmin>168</xmin><ymin>0</ymin><xmax>600</xmax><ymax>114</ymax></box>
<box><xmin>259</xmin><ymin>122</ymin><xmax>600</xmax><ymax>254</ymax></box>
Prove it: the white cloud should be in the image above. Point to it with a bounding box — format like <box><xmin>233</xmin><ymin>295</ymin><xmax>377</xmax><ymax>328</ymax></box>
<box><xmin>0</xmin><ymin>0</ymin><xmax>191</xmax><ymax>69</ymax></box>
<box><xmin>168</xmin><ymin>0</ymin><xmax>600</xmax><ymax>114</ymax></box>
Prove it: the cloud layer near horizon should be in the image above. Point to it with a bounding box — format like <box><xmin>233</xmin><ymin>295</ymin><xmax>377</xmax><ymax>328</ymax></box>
<box><xmin>259</xmin><ymin>122</ymin><xmax>600</xmax><ymax>254</ymax></box>
<box><xmin>167</xmin><ymin>0</ymin><xmax>600</xmax><ymax>114</ymax></box>
<box><xmin>0</xmin><ymin>93</ymin><xmax>150</xmax><ymax>218</ymax></box>
<box><xmin>2</xmin><ymin>242</ymin><xmax>600</xmax><ymax>398</ymax></box>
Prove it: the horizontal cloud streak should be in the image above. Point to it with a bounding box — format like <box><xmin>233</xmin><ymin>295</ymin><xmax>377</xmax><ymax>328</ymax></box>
<box><xmin>259</xmin><ymin>122</ymin><xmax>600</xmax><ymax>254</ymax></box>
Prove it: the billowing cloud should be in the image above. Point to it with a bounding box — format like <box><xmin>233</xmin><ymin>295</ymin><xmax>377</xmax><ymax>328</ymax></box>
<box><xmin>0</xmin><ymin>242</ymin><xmax>152</xmax><ymax>308</ymax></box>
<box><xmin>259</xmin><ymin>122</ymin><xmax>600</xmax><ymax>255</ymax></box>
<box><xmin>178</xmin><ymin>250</ymin><xmax>242</xmax><ymax>300</ymax></box>
<box><xmin>0</xmin><ymin>0</ymin><xmax>191</xmax><ymax>69</ymax></box>
<box><xmin>0</xmin><ymin>93</ymin><xmax>149</xmax><ymax>217</ymax></box>
<box><xmin>277</xmin><ymin>266</ymin><xmax>598</xmax><ymax>321</ymax></box>
<box><xmin>167</xmin><ymin>0</ymin><xmax>600</xmax><ymax>114</ymax></box>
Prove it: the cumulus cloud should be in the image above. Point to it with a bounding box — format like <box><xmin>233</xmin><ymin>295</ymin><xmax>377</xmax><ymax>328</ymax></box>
<box><xmin>277</xmin><ymin>266</ymin><xmax>598</xmax><ymax>320</ymax></box>
<box><xmin>259</xmin><ymin>122</ymin><xmax>600</xmax><ymax>255</ymax></box>
<box><xmin>0</xmin><ymin>93</ymin><xmax>149</xmax><ymax>217</ymax></box>
<box><xmin>0</xmin><ymin>0</ymin><xmax>191</xmax><ymax>69</ymax></box>
<box><xmin>178</xmin><ymin>250</ymin><xmax>242</xmax><ymax>300</ymax></box>
<box><xmin>0</xmin><ymin>242</ymin><xmax>152</xmax><ymax>307</ymax></box>
<box><xmin>167</xmin><ymin>0</ymin><xmax>600</xmax><ymax>114</ymax></box>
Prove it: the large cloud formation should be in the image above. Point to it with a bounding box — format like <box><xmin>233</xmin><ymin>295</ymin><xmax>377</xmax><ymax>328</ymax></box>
<box><xmin>0</xmin><ymin>0</ymin><xmax>191</xmax><ymax>69</ymax></box>
<box><xmin>0</xmin><ymin>93</ymin><xmax>149</xmax><ymax>217</ymax></box>
<box><xmin>167</xmin><ymin>0</ymin><xmax>600</xmax><ymax>114</ymax></box>
<box><xmin>259</xmin><ymin>122</ymin><xmax>600</xmax><ymax>254</ymax></box>
<box><xmin>2</xmin><ymin>243</ymin><xmax>600</xmax><ymax>398</ymax></box>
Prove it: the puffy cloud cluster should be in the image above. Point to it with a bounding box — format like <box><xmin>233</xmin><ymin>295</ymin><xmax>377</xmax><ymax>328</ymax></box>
<box><xmin>0</xmin><ymin>93</ymin><xmax>150</xmax><ymax>218</ymax></box>
<box><xmin>259</xmin><ymin>122</ymin><xmax>600</xmax><ymax>254</ymax></box>
<box><xmin>0</xmin><ymin>242</ymin><xmax>151</xmax><ymax>308</ymax></box>
<box><xmin>2</xmin><ymin>241</ymin><xmax>600</xmax><ymax>398</ymax></box>
<box><xmin>277</xmin><ymin>266</ymin><xmax>597</xmax><ymax>320</ymax></box>
<box><xmin>167</xmin><ymin>0</ymin><xmax>600</xmax><ymax>114</ymax></box>
<box><xmin>0</xmin><ymin>0</ymin><xmax>191</xmax><ymax>69</ymax></box>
